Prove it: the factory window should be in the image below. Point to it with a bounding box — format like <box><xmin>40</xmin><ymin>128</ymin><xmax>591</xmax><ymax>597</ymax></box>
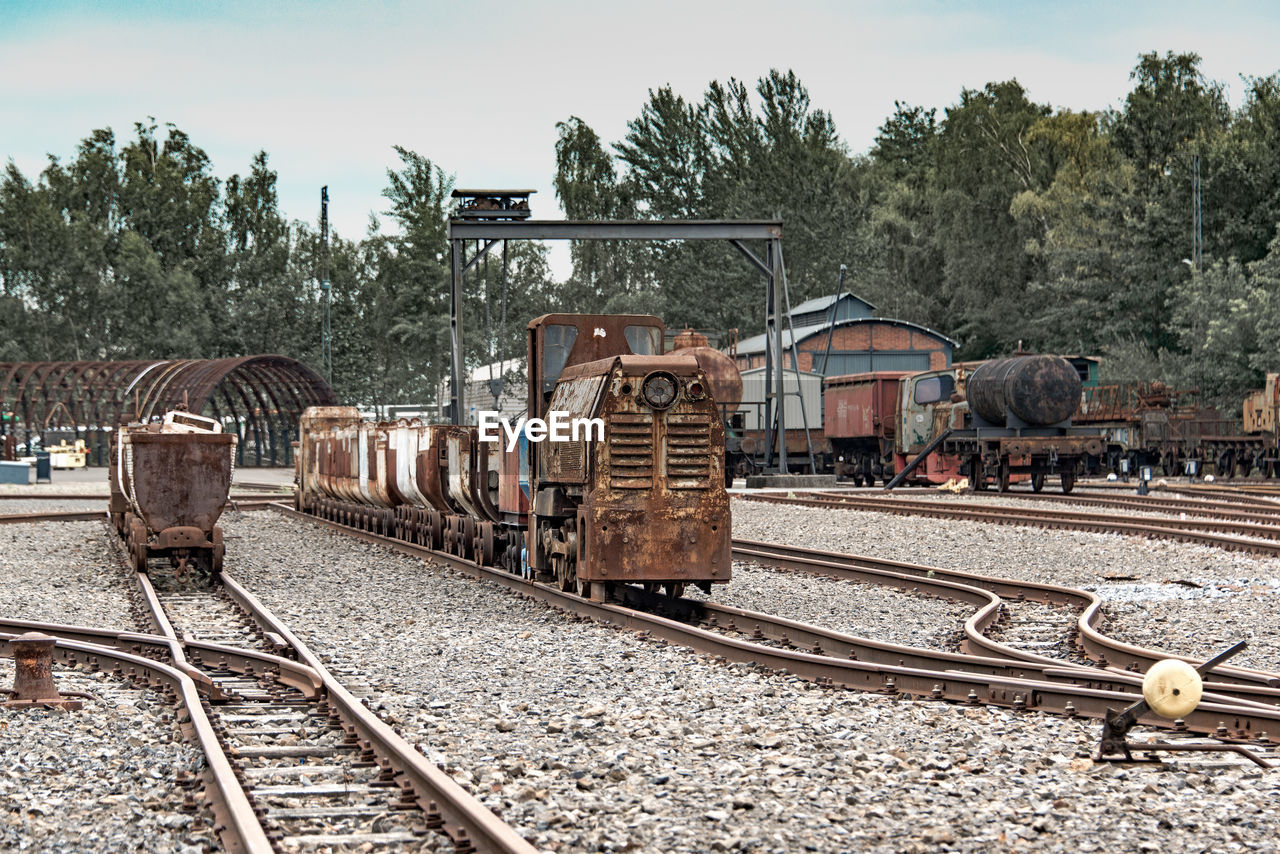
<box><xmin>913</xmin><ymin>375</ymin><xmax>955</xmax><ymax>405</ymax></box>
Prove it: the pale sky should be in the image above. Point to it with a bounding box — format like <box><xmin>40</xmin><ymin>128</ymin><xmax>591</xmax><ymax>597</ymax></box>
<box><xmin>4</xmin><ymin>0</ymin><xmax>1279</xmax><ymax>279</ymax></box>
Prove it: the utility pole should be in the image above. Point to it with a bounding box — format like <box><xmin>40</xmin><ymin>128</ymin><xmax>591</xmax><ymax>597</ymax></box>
<box><xmin>1191</xmin><ymin>153</ymin><xmax>1203</xmax><ymax>273</ymax></box>
<box><xmin>320</xmin><ymin>186</ymin><xmax>332</xmax><ymax>384</ymax></box>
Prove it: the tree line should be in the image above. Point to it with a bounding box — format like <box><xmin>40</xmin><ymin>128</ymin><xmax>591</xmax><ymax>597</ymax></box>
<box><xmin>3</xmin><ymin>51</ymin><xmax>1280</xmax><ymax>412</ymax></box>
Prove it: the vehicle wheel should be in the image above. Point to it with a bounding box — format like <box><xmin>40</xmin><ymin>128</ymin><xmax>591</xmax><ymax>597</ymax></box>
<box><xmin>479</xmin><ymin>522</ymin><xmax>495</xmax><ymax>566</ymax></box>
<box><xmin>970</xmin><ymin>457</ymin><xmax>986</xmax><ymax>491</ymax></box>
<box><xmin>1061</xmin><ymin>469</ymin><xmax>1076</xmax><ymax>494</ymax></box>
<box><xmin>1031</xmin><ymin>472</ymin><xmax>1045</xmax><ymax>493</ymax></box>
<box><xmin>997</xmin><ymin>459</ymin><xmax>1011</xmax><ymax>493</ymax></box>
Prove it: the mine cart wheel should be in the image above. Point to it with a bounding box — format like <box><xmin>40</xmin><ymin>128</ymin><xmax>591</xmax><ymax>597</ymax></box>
<box><xmin>1031</xmin><ymin>472</ymin><xmax>1045</xmax><ymax>493</ymax></box>
<box><xmin>663</xmin><ymin>583</ymin><xmax>686</xmax><ymax>599</ymax></box>
<box><xmin>210</xmin><ymin>528</ymin><xmax>224</xmax><ymax>575</ymax></box>
<box><xmin>479</xmin><ymin>522</ymin><xmax>496</xmax><ymax>567</ymax></box>
<box><xmin>462</xmin><ymin>517</ymin><xmax>477</xmax><ymax>560</ymax></box>
<box><xmin>548</xmin><ymin>521</ymin><xmax>579</xmax><ymax>593</ymax></box>
<box><xmin>429</xmin><ymin>512</ymin><xmax>443</xmax><ymax>550</ymax></box>
<box><xmin>969</xmin><ymin>457</ymin><xmax>986</xmax><ymax>491</ymax></box>
<box><xmin>997</xmin><ymin>460</ymin><xmax>1011</xmax><ymax>493</ymax></box>
<box><xmin>1061</xmin><ymin>469</ymin><xmax>1076</xmax><ymax>494</ymax></box>
<box><xmin>129</xmin><ymin>520</ymin><xmax>148</xmax><ymax>573</ymax></box>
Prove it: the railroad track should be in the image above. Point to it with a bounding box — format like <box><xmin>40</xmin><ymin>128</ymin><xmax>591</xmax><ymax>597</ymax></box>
<box><xmin>858</xmin><ymin>486</ymin><xmax>1280</xmax><ymax>524</ymax></box>
<box><xmin>741</xmin><ymin>491</ymin><xmax>1280</xmax><ymax>556</ymax></box>
<box><xmin>271</xmin><ymin>502</ymin><xmax>1280</xmax><ymax>754</ymax></box>
<box><xmin>9</xmin><ymin>501</ymin><xmax>1276</xmax><ymax>845</ymax></box>
<box><xmin>2</xmin><ymin>508</ymin><xmax>536</xmax><ymax>854</ymax></box>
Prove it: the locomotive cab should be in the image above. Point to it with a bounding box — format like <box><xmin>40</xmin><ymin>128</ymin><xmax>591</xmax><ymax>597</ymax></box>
<box><xmin>525</xmin><ymin>314</ymin><xmax>732</xmax><ymax>598</ymax></box>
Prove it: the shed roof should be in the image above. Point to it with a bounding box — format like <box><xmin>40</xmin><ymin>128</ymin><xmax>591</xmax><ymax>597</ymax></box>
<box><xmin>735</xmin><ymin>316</ymin><xmax>959</xmax><ymax>356</ymax></box>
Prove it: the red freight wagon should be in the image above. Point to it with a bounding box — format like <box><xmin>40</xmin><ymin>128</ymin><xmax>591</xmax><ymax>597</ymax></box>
<box><xmin>823</xmin><ymin>371</ymin><xmax>913</xmax><ymax>485</ymax></box>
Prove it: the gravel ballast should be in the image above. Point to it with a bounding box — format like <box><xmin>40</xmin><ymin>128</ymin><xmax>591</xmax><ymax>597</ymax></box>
<box><xmin>0</xmin><ymin>521</ymin><xmax>133</xmax><ymax>630</ymax></box>
<box><xmin>733</xmin><ymin>498</ymin><xmax>1280</xmax><ymax>671</ymax></box>
<box><xmin>694</xmin><ymin>562</ymin><xmax>969</xmax><ymax>651</ymax></box>
<box><xmin>0</xmin><ymin>659</ymin><xmax>213</xmax><ymax>853</ymax></box>
<box><xmin>220</xmin><ymin>510</ymin><xmax>1280</xmax><ymax>852</ymax></box>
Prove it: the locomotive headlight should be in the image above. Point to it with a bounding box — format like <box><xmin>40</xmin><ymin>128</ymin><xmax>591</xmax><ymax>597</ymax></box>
<box><xmin>640</xmin><ymin>372</ymin><xmax>678</xmax><ymax>409</ymax></box>
<box><xmin>686</xmin><ymin>380</ymin><xmax>706</xmax><ymax>401</ymax></box>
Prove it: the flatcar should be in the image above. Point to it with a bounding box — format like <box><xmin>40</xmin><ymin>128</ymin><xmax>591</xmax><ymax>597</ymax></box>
<box><xmin>825</xmin><ymin>355</ymin><xmax>1103</xmax><ymax>492</ymax></box>
<box><xmin>109</xmin><ymin>410</ymin><xmax>236</xmax><ymax>575</ymax></box>
<box><xmin>296</xmin><ymin>313</ymin><xmax>732</xmax><ymax>599</ymax></box>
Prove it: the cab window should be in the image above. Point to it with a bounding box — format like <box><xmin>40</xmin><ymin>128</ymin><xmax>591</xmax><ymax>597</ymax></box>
<box><xmin>624</xmin><ymin>325</ymin><xmax>662</xmax><ymax>356</ymax></box>
<box><xmin>542</xmin><ymin>324</ymin><xmax>580</xmax><ymax>393</ymax></box>
<box><xmin>913</xmin><ymin>375</ymin><xmax>954</xmax><ymax>405</ymax></box>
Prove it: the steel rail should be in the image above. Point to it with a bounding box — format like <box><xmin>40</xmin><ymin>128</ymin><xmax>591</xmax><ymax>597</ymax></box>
<box><xmin>114</xmin><ymin>519</ymin><xmax>535</xmax><ymax>854</ymax></box>
<box><xmin>741</xmin><ymin>492</ymin><xmax>1280</xmax><ymax>555</ymax></box>
<box><xmin>216</xmin><ymin>571</ymin><xmax>539</xmax><ymax>854</ymax></box>
<box><xmin>271</xmin><ymin>503</ymin><xmax>1280</xmax><ymax>743</ymax></box>
<box><xmin>0</xmin><ymin>499</ymin><xmax>278</xmax><ymax>526</ymax></box>
<box><xmin>1071</xmin><ymin>479</ymin><xmax>1280</xmax><ymax>509</ymax></box>
<box><xmin>730</xmin><ymin>540</ymin><xmax>1280</xmax><ymax>711</ymax></box>
<box><xmin>0</xmin><ymin>616</ymin><xmax>320</xmax><ymax>697</ymax></box>
<box><xmin>832</xmin><ymin>488</ymin><xmax>1280</xmax><ymax>525</ymax></box>
<box><xmin>689</xmin><ymin>597</ymin><xmax>1280</xmax><ymax>713</ymax></box>
<box><xmin>732</xmin><ymin>538</ymin><xmax>1280</xmax><ymax>694</ymax></box>
<box><xmin>0</xmin><ymin>628</ymin><xmax>273</xmax><ymax>853</ymax></box>
<box><xmin>0</xmin><ymin>510</ymin><xmax>106</xmax><ymax>524</ymax></box>
<box><xmin>759</xmin><ymin>490</ymin><xmax>1280</xmax><ymax>542</ymax></box>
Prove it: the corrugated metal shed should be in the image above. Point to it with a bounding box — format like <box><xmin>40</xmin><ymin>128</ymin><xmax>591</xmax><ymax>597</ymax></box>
<box><xmin>738</xmin><ymin>367</ymin><xmax>824</xmax><ymax>431</ymax></box>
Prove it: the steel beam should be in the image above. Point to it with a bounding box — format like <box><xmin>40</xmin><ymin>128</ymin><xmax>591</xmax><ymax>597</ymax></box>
<box><xmin>447</xmin><ymin>220</ymin><xmax>782</xmax><ymax>241</ymax></box>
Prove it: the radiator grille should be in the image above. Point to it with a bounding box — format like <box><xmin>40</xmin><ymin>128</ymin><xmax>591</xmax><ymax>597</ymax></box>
<box><xmin>551</xmin><ymin>439</ymin><xmax>584</xmax><ymax>482</ymax></box>
<box><xmin>608</xmin><ymin>413</ymin><xmax>654</xmax><ymax>488</ymax></box>
<box><xmin>666</xmin><ymin>413</ymin><xmax>711</xmax><ymax>488</ymax></box>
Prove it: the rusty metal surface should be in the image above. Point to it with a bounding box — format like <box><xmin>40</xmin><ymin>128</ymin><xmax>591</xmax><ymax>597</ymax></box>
<box><xmin>968</xmin><ymin>355</ymin><xmax>1082</xmax><ymax>427</ymax></box>
<box><xmin>2</xmin><ymin>632</ymin><xmax>81</xmax><ymax>709</ymax></box>
<box><xmin>824</xmin><ymin>372</ymin><xmax>912</xmax><ymax>440</ymax></box>
<box><xmin>668</xmin><ymin>345</ymin><xmax>743</xmax><ymax>410</ymax></box>
<box><xmin>574</xmin><ymin>358</ymin><xmax>731</xmax><ymax>586</ymax></box>
<box><xmin>0</xmin><ymin>355</ymin><xmax>336</xmax><ymax>467</ymax></box>
<box><xmin>526</xmin><ymin>314</ymin><xmax>666</xmax><ymax>419</ymax></box>
<box><xmin>125</xmin><ymin>433</ymin><xmax>235</xmax><ymax>534</ymax></box>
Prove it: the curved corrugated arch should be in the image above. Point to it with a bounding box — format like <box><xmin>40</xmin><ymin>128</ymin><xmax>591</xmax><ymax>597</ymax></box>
<box><xmin>0</xmin><ymin>355</ymin><xmax>337</xmax><ymax>467</ymax></box>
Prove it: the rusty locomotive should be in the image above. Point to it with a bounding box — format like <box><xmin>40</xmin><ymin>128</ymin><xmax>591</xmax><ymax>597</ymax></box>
<box><xmin>109</xmin><ymin>410</ymin><xmax>237</xmax><ymax>575</ymax></box>
<box><xmin>296</xmin><ymin>313</ymin><xmax>733</xmax><ymax>598</ymax></box>
<box><xmin>824</xmin><ymin>354</ymin><xmax>1103</xmax><ymax>492</ymax></box>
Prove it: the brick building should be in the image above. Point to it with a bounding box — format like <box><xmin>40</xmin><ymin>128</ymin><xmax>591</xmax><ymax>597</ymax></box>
<box><xmin>732</xmin><ymin>292</ymin><xmax>957</xmax><ymax>376</ymax></box>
